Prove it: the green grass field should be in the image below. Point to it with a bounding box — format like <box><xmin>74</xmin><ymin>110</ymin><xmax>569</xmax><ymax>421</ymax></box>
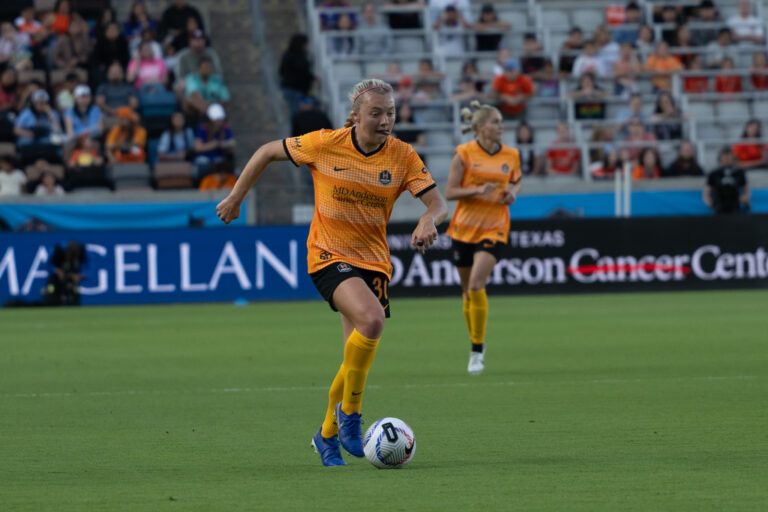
<box><xmin>2</xmin><ymin>290</ymin><xmax>767</xmax><ymax>511</ymax></box>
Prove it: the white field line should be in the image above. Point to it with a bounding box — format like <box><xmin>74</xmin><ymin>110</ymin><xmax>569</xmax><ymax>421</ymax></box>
<box><xmin>2</xmin><ymin>375</ymin><xmax>759</xmax><ymax>399</ymax></box>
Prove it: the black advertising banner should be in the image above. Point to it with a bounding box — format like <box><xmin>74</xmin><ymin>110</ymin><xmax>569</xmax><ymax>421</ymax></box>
<box><xmin>386</xmin><ymin>215</ymin><xmax>768</xmax><ymax>296</ymax></box>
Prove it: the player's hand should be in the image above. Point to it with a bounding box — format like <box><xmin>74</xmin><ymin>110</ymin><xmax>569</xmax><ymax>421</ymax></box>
<box><xmin>477</xmin><ymin>183</ymin><xmax>496</xmax><ymax>196</ymax></box>
<box><xmin>501</xmin><ymin>188</ymin><xmax>517</xmax><ymax>205</ymax></box>
<box><xmin>216</xmin><ymin>195</ymin><xmax>241</xmax><ymax>224</ymax></box>
<box><xmin>411</xmin><ymin>215</ymin><xmax>438</xmax><ymax>255</ymax></box>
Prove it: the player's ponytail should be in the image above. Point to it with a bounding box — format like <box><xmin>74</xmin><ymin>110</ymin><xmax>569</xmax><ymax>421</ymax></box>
<box><xmin>347</xmin><ymin>79</ymin><xmax>394</xmax><ymax>117</ymax></box>
<box><xmin>343</xmin><ymin>110</ymin><xmax>356</xmax><ymax>128</ymax></box>
<box><xmin>460</xmin><ymin>100</ymin><xmax>500</xmax><ymax>135</ymax></box>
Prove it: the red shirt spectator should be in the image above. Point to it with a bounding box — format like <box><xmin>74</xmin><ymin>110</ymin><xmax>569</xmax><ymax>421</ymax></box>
<box><xmin>715</xmin><ymin>75</ymin><xmax>743</xmax><ymax>93</ymax></box>
<box><xmin>684</xmin><ymin>76</ymin><xmax>709</xmax><ymax>93</ymax></box>
<box><xmin>492</xmin><ymin>59</ymin><xmax>535</xmax><ymax>118</ymax></box>
<box><xmin>750</xmin><ymin>52</ymin><xmax>768</xmax><ymax>90</ymax></box>
<box><xmin>545</xmin><ymin>123</ymin><xmax>581</xmax><ymax>175</ymax></box>
<box><xmin>732</xmin><ymin>119</ymin><xmax>768</xmax><ymax>168</ymax></box>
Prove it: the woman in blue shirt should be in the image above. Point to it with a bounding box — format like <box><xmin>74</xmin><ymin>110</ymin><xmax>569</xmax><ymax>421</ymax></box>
<box><xmin>64</xmin><ymin>85</ymin><xmax>103</xmax><ymax>140</ymax></box>
<box><xmin>158</xmin><ymin>111</ymin><xmax>194</xmax><ymax>161</ymax></box>
<box><xmin>14</xmin><ymin>89</ymin><xmax>64</xmax><ymax>146</ymax></box>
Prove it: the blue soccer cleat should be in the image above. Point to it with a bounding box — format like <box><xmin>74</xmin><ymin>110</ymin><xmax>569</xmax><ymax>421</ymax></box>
<box><xmin>334</xmin><ymin>402</ymin><xmax>364</xmax><ymax>457</ymax></box>
<box><xmin>311</xmin><ymin>428</ymin><xmax>346</xmax><ymax>467</ymax></box>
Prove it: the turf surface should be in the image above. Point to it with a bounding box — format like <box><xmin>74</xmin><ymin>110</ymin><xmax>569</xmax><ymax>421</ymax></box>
<box><xmin>1</xmin><ymin>290</ymin><xmax>767</xmax><ymax>511</ymax></box>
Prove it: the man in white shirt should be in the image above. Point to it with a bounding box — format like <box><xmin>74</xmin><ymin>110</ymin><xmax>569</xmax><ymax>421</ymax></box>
<box><xmin>572</xmin><ymin>40</ymin><xmax>608</xmax><ymax>78</ymax></box>
<box><xmin>0</xmin><ymin>158</ymin><xmax>27</xmax><ymax>196</ymax></box>
<box><xmin>727</xmin><ymin>0</ymin><xmax>765</xmax><ymax>44</ymax></box>
<box><xmin>428</xmin><ymin>0</ymin><xmax>471</xmax><ymax>26</ymax></box>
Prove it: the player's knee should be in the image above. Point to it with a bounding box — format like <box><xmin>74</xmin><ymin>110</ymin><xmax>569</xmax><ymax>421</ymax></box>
<box><xmin>358</xmin><ymin>308</ymin><xmax>385</xmax><ymax>339</ymax></box>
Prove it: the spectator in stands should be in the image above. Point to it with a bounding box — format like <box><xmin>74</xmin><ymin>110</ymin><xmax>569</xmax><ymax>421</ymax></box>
<box><xmin>0</xmin><ymin>22</ymin><xmax>32</xmax><ymax>71</ymax></box>
<box><xmin>545</xmin><ymin>123</ymin><xmax>580</xmax><ymax>176</ymax></box>
<box><xmin>279</xmin><ymin>33</ymin><xmax>314</xmax><ymax>117</ymax></box>
<box><xmin>706</xmin><ymin>28</ymin><xmax>737</xmax><ymax>68</ymax></box>
<box><xmin>664</xmin><ymin>140</ymin><xmax>704</xmax><ymax>176</ymax></box>
<box><xmin>492</xmin><ymin>45</ymin><xmax>512</xmax><ymax>76</ymax></box>
<box><xmin>183</xmin><ymin>57</ymin><xmax>230</xmax><ymax>118</ymax></box>
<box><xmin>414</xmin><ymin>79</ymin><xmax>440</xmax><ymax>101</ymax></box>
<box><xmin>158</xmin><ymin>0</ymin><xmax>205</xmax><ymax>43</ymax></box>
<box><xmin>15</xmin><ymin>6</ymin><xmax>44</xmax><ymax>42</ymax></box>
<box><xmin>193</xmin><ymin>103</ymin><xmax>235</xmax><ymax>177</ymax></box>
<box><xmin>14</xmin><ymin>89</ymin><xmax>64</xmax><ymax>148</ymax></box>
<box><xmin>128</xmin><ymin>40</ymin><xmax>169</xmax><ymax>90</ymax></box>
<box><xmin>158</xmin><ymin>111</ymin><xmax>195</xmax><ymax>162</ymax></box>
<box><xmin>588</xmin><ymin>124</ymin><xmax>617</xmax><ymax>177</ymax></box>
<box><xmin>614</xmin><ymin>2</ymin><xmax>642</xmax><ymax>44</ymax></box>
<box><xmin>124</xmin><ymin>1</ymin><xmax>158</xmax><ymax>46</ymax></box>
<box><xmin>673</xmin><ymin>24</ymin><xmax>697</xmax><ymax>68</ymax></box>
<box><xmin>54</xmin><ymin>72</ymin><xmax>78</xmax><ymax>114</ymax></box>
<box><xmin>632</xmin><ymin>147</ymin><xmax>661</xmax><ymax>179</ymax></box>
<box><xmin>750</xmin><ymin>52</ymin><xmax>768</xmax><ymax>90</ymax></box>
<box><xmin>693</xmin><ymin>0</ymin><xmax>722</xmax><ymax>46</ymax></box>
<box><xmin>96</xmin><ymin>62</ymin><xmax>140</xmax><ymax>120</ymax></box>
<box><xmin>659</xmin><ymin>5</ymin><xmax>680</xmax><ymax>45</ymax></box>
<box><xmin>318</xmin><ymin>0</ymin><xmax>357</xmax><ymax>31</ymax></box>
<box><xmin>393</xmin><ymin>101</ymin><xmax>426</xmax><ymax>148</ymax></box>
<box><xmin>644</xmin><ymin>40</ymin><xmax>682</xmax><ymax>91</ymax></box>
<box><xmin>492</xmin><ymin>58</ymin><xmax>534</xmax><ymax>121</ymax></box>
<box><xmin>0</xmin><ymin>68</ymin><xmax>20</xmax><ymax>141</ymax></box>
<box><xmin>198</xmin><ymin>162</ymin><xmax>237</xmax><ymax>190</ymax></box>
<box><xmin>621</xmin><ymin>117</ymin><xmax>656</xmax><ymax>165</ymax></box>
<box><xmin>417</xmin><ymin>59</ymin><xmax>443</xmax><ymax>82</ymax></box>
<box><xmin>521</xmin><ymin>33</ymin><xmax>545</xmax><ymax>76</ymax></box>
<box><xmin>571</xmin><ymin>40</ymin><xmax>607</xmax><ymax>78</ymax></box>
<box><xmin>594</xmin><ymin>25</ymin><xmax>620</xmax><ymax>72</ymax></box>
<box><xmin>651</xmin><ymin>91</ymin><xmax>685</xmax><ymax>140</ymax></box>
<box><xmin>732</xmin><ymin>120</ymin><xmax>767</xmax><ymax>169</ymax></box>
<box><xmin>69</xmin><ymin>134</ymin><xmax>104</xmax><ymax>168</ymax></box>
<box><xmin>432</xmin><ymin>6</ymin><xmax>469</xmax><ymax>56</ymax></box>
<box><xmin>67</xmin><ymin>136</ymin><xmax>109</xmax><ymax>190</ymax></box>
<box><xmin>64</xmin><ymin>84</ymin><xmax>102</xmax><ymax>141</ymax></box>
<box><xmin>329</xmin><ymin>13</ymin><xmax>356</xmax><ymax>56</ymax></box>
<box><xmin>51</xmin><ymin>0</ymin><xmax>72</xmax><ymax>36</ymax></box>
<box><xmin>175</xmin><ymin>30</ymin><xmax>223</xmax><ymax>86</ymax></box>
<box><xmin>704</xmin><ymin>148</ymin><xmax>750</xmax><ymax>214</ymax></box>
<box><xmin>474</xmin><ymin>4</ymin><xmax>510</xmax><ymax>52</ymax></box>
<box><xmin>93</xmin><ymin>7</ymin><xmax>117</xmax><ymax>39</ymax></box>
<box><xmin>590</xmin><ymin>144</ymin><xmax>623</xmax><ymax>180</ymax></box>
<box><xmin>683</xmin><ymin>54</ymin><xmax>709</xmax><ymax>93</ymax></box>
<box><xmin>451</xmin><ymin>75</ymin><xmax>484</xmax><ymax>105</ymax></box>
<box><xmin>52</xmin><ymin>14</ymin><xmax>91</xmax><ymax>73</ymax></box>
<box><xmin>535</xmin><ymin>59</ymin><xmax>559</xmax><ymax>98</ymax></box>
<box><xmin>291</xmin><ymin>96</ymin><xmax>332</xmax><ymax>137</ymax></box>
<box><xmin>460</xmin><ymin>60</ymin><xmax>484</xmax><ymax>90</ymax></box>
<box><xmin>714</xmin><ymin>57</ymin><xmax>743</xmax><ymax>94</ymax></box>
<box><xmin>428</xmin><ymin>0</ymin><xmax>471</xmax><ymax>26</ymax></box>
<box><xmin>727</xmin><ymin>0</ymin><xmax>764</xmax><ymax>45</ymax></box>
<box><xmin>515</xmin><ymin>122</ymin><xmax>539</xmax><ymax>176</ymax></box>
<box><xmin>34</xmin><ymin>171</ymin><xmax>65</xmax><ymax>196</ymax></box>
<box><xmin>385</xmin><ymin>0</ymin><xmax>424</xmax><ymax>30</ymax></box>
<box><xmin>357</xmin><ymin>3</ymin><xmax>392</xmax><ymax>56</ymax></box>
<box><xmin>130</xmin><ymin>27</ymin><xmax>164</xmax><ymax>60</ymax></box>
<box><xmin>395</xmin><ymin>75</ymin><xmax>416</xmax><ymax>102</ymax></box>
<box><xmin>558</xmin><ymin>27</ymin><xmax>583</xmax><ymax>78</ymax></box>
<box><xmin>0</xmin><ymin>157</ymin><xmax>26</xmax><ymax>195</ymax></box>
<box><xmin>91</xmin><ymin>22</ymin><xmax>130</xmax><ymax>83</ymax></box>
<box><xmin>613</xmin><ymin>41</ymin><xmax>641</xmax><ymax>95</ymax></box>
<box><xmin>170</xmin><ymin>14</ymin><xmax>203</xmax><ymax>53</ymax></box>
<box><xmin>105</xmin><ymin>106</ymin><xmax>147</xmax><ymax>164</ymax></box>
<box><xmin>568</xmin><ymin>72</ymin><xmax>607</xmax><ymax>120</ymax></box>
<box><xmin>635</xmin><ymin>24</ymin><xmax>655</xmax><ymax>56</ymax></box>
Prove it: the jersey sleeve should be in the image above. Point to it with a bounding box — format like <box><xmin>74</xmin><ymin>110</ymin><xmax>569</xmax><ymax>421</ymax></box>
<box><xmin>509</xmin><ymin>149</ymin><xmax>522</xmax><ymax>183</ymax></box>
<box><xmin>403</xmin><ymin>147</ymin><xmax>436</xmax><ymax>198</ymax></box>
<box><xmin>283</xmin><ymin>130</ymin><xmax>324</xmax><ymax>167</ymax></box>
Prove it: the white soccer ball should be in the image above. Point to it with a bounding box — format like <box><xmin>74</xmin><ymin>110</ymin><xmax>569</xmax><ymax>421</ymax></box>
<box><xmin>363</xmin><ymin>417</ymin><xmax>416</xmax><ymax>469</ymax></box>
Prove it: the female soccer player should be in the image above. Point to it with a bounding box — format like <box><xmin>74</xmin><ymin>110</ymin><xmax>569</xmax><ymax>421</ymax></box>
<box><xmin>445</xmin><ymin>101</ymin><xmax>522</xmax><ymax>375</ymax></box>
<box><xmin>216</xmin><ymin>78</ymin><xmax>447</xmax><ymax>466</ymax></box>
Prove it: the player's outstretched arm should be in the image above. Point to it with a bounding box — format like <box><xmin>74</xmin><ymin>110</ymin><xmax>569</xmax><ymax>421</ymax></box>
<box><xmin>411</xmin><ymin>187</ymin><xmax>447</xmax><ymax>254</ymax></box>
<box><xmin>444</xmin><ymin>153</ymin><xmax>495</xmax><ymax>200</ymax></box>
<box><xmin>216</xmin><ymin>140</ymin><xmax>288</xmax><ymax>224</ymax></box>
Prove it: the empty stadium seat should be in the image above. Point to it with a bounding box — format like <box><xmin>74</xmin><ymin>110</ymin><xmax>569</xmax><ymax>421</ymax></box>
<box><xmin>425</xmin><ymin>131</ymin><xmax>454</xmax><ymax>147</ymax></box>
<box><xmin>573</xmin><ymin>9</ymin><xmax>603</xmax><ymax>31</ymax></box>
<box><xmin>110</xmin><ymin>163</ymin><xmax>152</xmax><ymax>190</ymax></box>
<box><xmin>688</xmin><ymin>102</ymin><xmax>715</xmax><ymax>119</ymax></box>
<box><xmin>154</xmin><ymin>161</ymin><xmax>195</xmax><ymax>189</ymax></box>
<box><xmin>697</xmin><ymin>123</ymin><xmax>725</xmax><ymax>140</ymax></box>
<box><xmin>394</xmin><ymin>36</ymin><xmax>425</xmax><ymax>54</ymax></box>
<box><xmin>753</xmin><ymin>101</ymin><xmax>768</xmax><ymax>118</ymax></box>
<box><xmin>541</xmin><ymin>10</ymin><xmax>569</xmax><ymax>27</ymax></box>
<box><xmin>717</xmin><ymin>101</ymin><xmax>750</xmax><ymax>120</ymax></box>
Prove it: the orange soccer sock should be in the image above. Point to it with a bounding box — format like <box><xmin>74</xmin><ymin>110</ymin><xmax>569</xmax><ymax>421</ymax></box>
<box><xmin>341</xmin><ymin>329</ymin><xmax>380</xmax><ymax>415</ymax></box>
<box><xmin>462</xmin><ymin>292</ymin><xmax>473</xmax><ymax>339</ymax></box>
<box><xmin>320</xmin><ymin>363</ymin><xmax>345</xmax><ymax>438</ymax></box>
<box><xmin>468</xmin><ymin>288</ymin><xmax>488</xmax><ymax>349</ymax></box>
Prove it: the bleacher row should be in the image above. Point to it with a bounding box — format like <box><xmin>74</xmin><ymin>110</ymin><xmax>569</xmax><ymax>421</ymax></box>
<box><xmin>0</xmin><ymin>0</ymin><xmax>230</xmax><ymax>196</ymax></box>
<box><xmin>309</xmin><ymin>0</ymin><xmax>768</xmax><ymax>187</ymax></box>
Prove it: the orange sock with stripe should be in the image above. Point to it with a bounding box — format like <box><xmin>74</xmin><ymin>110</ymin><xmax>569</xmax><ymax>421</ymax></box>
<box><xmin>341</xmin><ymin>329</ymin><xmax>380</xmax><ymax>415</ymax></box>
<box><xmin>468</xmin><ymin>288</ymin><xmax>488</xmax><ymax>349</ymax></box>
<box><xmin>462</xmin><ymin>292</ymin><xmax>473</xmax><ymax>339</ymax></box>
<box><xmin>320</xmin><ymin>363</ymin><xmax>345</xmax><ymax>438</ymax></box>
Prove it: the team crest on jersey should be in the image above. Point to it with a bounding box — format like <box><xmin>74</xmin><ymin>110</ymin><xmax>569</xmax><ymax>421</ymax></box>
<box><xmin>379</xmin><ymin>170</ymin><xmax>392</xmax><ymax>185</ymax></box>
<box><xmin>502</xmin><ymin>163</ymin><xmax>509</xmax><ymax>174</ymax></box>
<box><xmin>319</xmin><ymin>251</ymin><xmax>332</xmax><ymax>261</ymax></box>
<box><xmin>294</xmin><ymin>137</ymin><xmax>302</xmax><ymax>148</ymax></box>
<box><xmin>337</xmin><ymin>262</ymin><xmax>352</xmax><ymax>273</ymax></box>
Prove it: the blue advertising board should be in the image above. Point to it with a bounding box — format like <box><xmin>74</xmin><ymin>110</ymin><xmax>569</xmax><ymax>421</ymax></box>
<box><xmin>0</xmin><ymin>226</ymin><xmax>316</xmax><ymax>306</ymax></box>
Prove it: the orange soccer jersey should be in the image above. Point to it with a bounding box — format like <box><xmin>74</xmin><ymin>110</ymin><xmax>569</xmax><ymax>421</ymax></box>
<box><xmin>284</xmin><ymin>126</ymin><xmax>435</xmax><ymax>278</ymax></box>
<box><xmin>446</xmin><ymin>140</ymin><xmax>522</xmax><ymax>245</ymax></box>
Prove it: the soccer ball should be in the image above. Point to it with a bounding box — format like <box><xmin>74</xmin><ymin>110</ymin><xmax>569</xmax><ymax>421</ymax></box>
<box><xmin>362</xmin><ymin>417</ymin><xmax>416</xmax><ymax>469</ymax></box>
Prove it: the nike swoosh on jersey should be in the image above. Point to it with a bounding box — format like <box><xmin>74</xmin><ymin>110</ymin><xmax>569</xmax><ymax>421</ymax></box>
<box><xmin>333</xmin><ymin>166</ymin><xmax>347</xmax><ymax>172</ymax></box>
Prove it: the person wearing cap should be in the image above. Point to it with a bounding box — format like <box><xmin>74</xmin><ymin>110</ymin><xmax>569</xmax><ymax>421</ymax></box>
<box><xmin>491</xmin><ymin>58</ymin><xmax>535</xmax><ymax>120</ymax></box>
<box><xmin>105</xmin><ymin>106</ymin><xmax>147</xmax><ymax>164</ymax></box>
<box><xmin>193</xmin><ymin>103</ymin><xmax>235</xmax><ymax>177</ymax></box>
<box><xmin>64</xmin><ymin>84</ymin><xmax>102</xmax><ymax>141</ymax></box>
<box><xmin>174</xmin><ymin>29</ymin><xmax>222</xmax><ymax>86</ymax></box>
<box><xmin>183</xmin><ymin>57</ymin><xmax>230</xmax><ymax>118</ymax></box>
<box><xmin>14</xmin><ymin>88</ymin><xmax>63</xmax><ymax>147</ymax></box>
